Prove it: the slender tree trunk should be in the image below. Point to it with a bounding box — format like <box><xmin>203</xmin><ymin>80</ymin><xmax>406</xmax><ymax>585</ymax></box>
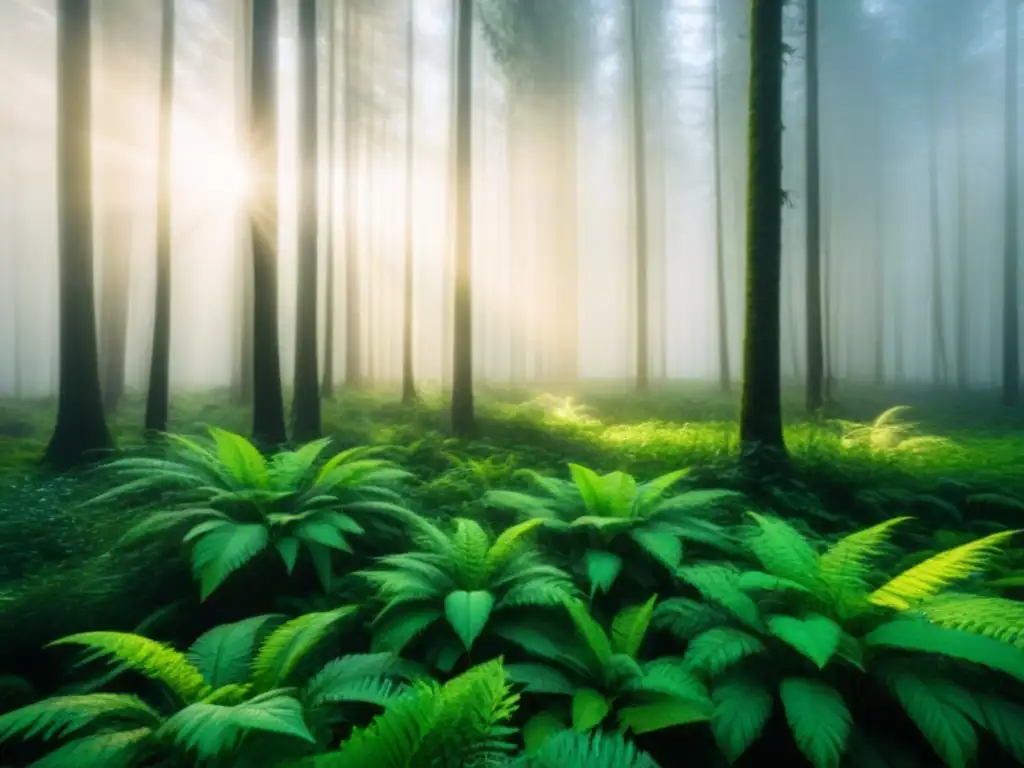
<box><xmin>45</xmin><ymin>0</ymin><xmax>114</xmax><ymax>468</ymax></box>
<box><xmin>291</xmin><ymin>0</ymin><xmax>320</xmax><ymax>441</ymax></box>
<box><xmin>450</xmin><ymin>0</ymin><xmax>475</xmax><ymax>437</ymax></box>
<box><xmin>804</xmin><ymin>0</ymin><xmax>823</xmax><ymax>412</ymax></box>
<box><xmin>322</xmin><ymin>0</ymin><xmax>338</xmax><ymax>398</ymax></box>
<box><xmin>402</xmin><ymin>0</ymin><xmax>418</xmax><ymax>404</ymax></box>
<box><xmin>144</xmin><ymin>0</ymin><xmax>175</xmax><ymax>435</ymax></box>
<box><xmin>955</xmin><ymin>55</ymin><xmax>970</xmax><ymax>391</ymax></box>
<box><xmin>1004</xmin><ymin>0</ymin><xmax>1019</xmax><ymax>406</ymax></box>
<box><xmin>249</xmin><ymin>0</ymin><xmax>287</xmax><ymax>446</ymax></box>
<box><xmin>711</xmin><ymin>0</ymin><xmax>730</xmax><ymax>392</ymax></box>
<box><xmin>629</xmin><ymin>0</ymin><xmax>649</xmax><ymax>393</ymax></box>
<box><xmin>873</xmin><ymin>153</ymin><xmax>886</xmax><ymax>387</ymax></box>
<box><xmin>343</xmin><ymin>0</ymin><xmax>363</xmax><ymax>390</ymax></box>
<box><xmin>555</xmin><ymin>21</ymin><xmax>579</xmax><ymax>385</ymax></box>
<box><xmin>739</xmin><ymin>0</ymin><xmax>786</xmax><ymax>460</ymax></box>
<box><xmin>927</xmin><ymin>22</ymin><xmax>949</xmax><ymax>387</ymax></box>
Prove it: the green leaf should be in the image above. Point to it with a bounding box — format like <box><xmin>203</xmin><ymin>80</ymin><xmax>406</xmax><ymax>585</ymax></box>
<box><xmin>276</xmin><ymin>537</ymin><xmax>300</xmax><ymax>574</ymax></box>
<box><xmin>683</xmin><ymin>627</ymin><xmax>766</xmax><ymax>677</ymax></box>
<box><xmin>768</xmin><ymin>614</ymin><xmax>842</xmax><ymax>669</ymax></box>
<box><xmin>736</xmin><ymin>570</ymin><xmax>811</xmax><ymax>594</ymax></box>
<box><xmin>569</xmin><ymin>464</ymin><xmax>607</xmax><ymax>515</ymax></box>
<box><xmin>711</xmin><ymin>675</ymin><xmax>773</xmax><ymax>764</ymax></box>
<box><xmin>295</xmin><ymin>521</ymin><xmax>352</xmax><ymax>552</ymax></box>
<box><xmin>864</xmin><ymin>620</ymin><xmax>1024</xmax><ymax>682</ymax></box>
<box><xmin>779</xmin><ymin>678</ymin><xmax>852</xmax><ymax>768</ymax></box>
<box><xmin>28</xmin><ymin>727</ymin><xmax>153</xmax><ymax>768</ymax></box>
<box><xmin>522</xmin><ymin>710</ymin><xmax>567</xmax><ymax>753</ymax></box>
<box><xmin>505</xmin><ymin>663</ymin><xmax>578</xmax><ymax>695</ymax></box>
<box><xmin>610</xmin><ymin>596</ymin><xmax>657</xmax><ymax>658</ymax></box>
<box><xmin>629</xmin><ymin>530</ymin><xmax>683</xmax><ymax>570</ymax></box>
<box><xmin>583</xmin><ymin>549</ymin><xmax>623</xmax><ymax>597</ymax></box>
<box><xmin>444</xmin><ymin>590</ymin><xmax>495</xmax><ymax>651</ymax></box>
<box><xmin>251</xmin><ymin>607</ymin><xmax>356</xmax><ymax>690</ymax></box>
<box><xmin>618</xmin><ymin>698</ymin><xmax>712</xmax><ymax>735</ymax></box>
<box><xmin>563</xmin><ymin>598</ymin><xmax>612</xmax><ymax>668</ymax></box>
<box><xmin>571</xmin><ymin>688</ymin><xmax>610</xmax><ymax>731</ymax></box>
<box><xmin>653</xmin><ymin>597</ymin><xmax>724</xmax><ymax>641</ymax></box>
<box><xmin>191</xmin><ymin>523</ymin><xmax>270</xmax><ymax>601</ymax></box>
<box><xmin>972</xmin><ymin>693</ymin><xmax>1024</xmax><ymax>764</ymax></box>
<box><xmin>187</xmin><ymin>614</ymin><xmax>282</xmax><ymax>688</ymax></box>
<box><xmin>371</xmin><ymin>607</ymin><xmax>441</xmax><ymax>654</ymax></box>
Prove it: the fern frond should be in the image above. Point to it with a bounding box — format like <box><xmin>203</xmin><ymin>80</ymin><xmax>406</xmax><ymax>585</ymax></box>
<box><xmin>818</xmin><ymin>517</ymin><xmax>912</xmax><ymax>596</ymax></box>
<box><xmin>0</xmin><ymin>694</ymin><xmax>160</xmax><ymax>742</ymax></box>
<box><xmin>187</xmin><ymin>614</ymin><xmax>284</xmax><ymax>688</ymax></box>
<box><xmin>870</xmin><ymin>530</ymin><xmax>1019</xmax><ymax>610</ymax></box>
<box><xmin>514</xmin><ymin>727</ymin><xmax>661</xmax><ymax>768</ymax></box>
<box><xmin>611</xmin><ymin>596</ymin><xmax>657</xmax><ymax>658</ymax></box>
<box><xmin>744</xmin><ymin>513</ymin><xmax>824</xmax><ymax>594</ymax></box>
<box><xmin>191</xmin><ymin>523</ymin><xmax>271</xmax><ymax>601</ymax></box>
<box><xmin>28</xmin><ymin>727</ymin><xmax>154</xmax><ymax>768</ymax></box>
<box><xmin>486</xmin><ymin>519</ymin><xmax>546</xmax><ymax>573</ymax></box>
<box><xmin>48</xmin><ymin>633</ymin><xmax>210</xmax><ymax>703</ymax></box>
<box><xmin>913</xmin><ymin>593</ymin><xmax>1024</xmax><ymax>648</ymax></box>
<box><xmin>251</xmin><ymin>608</ymin><xmax>357</xmax><ymax>691</ymax></box>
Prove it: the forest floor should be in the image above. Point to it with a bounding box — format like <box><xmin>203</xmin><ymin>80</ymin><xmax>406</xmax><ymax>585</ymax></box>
<box><xmin>1</xmin><ymin>381</ymin><xmax>1023</xmax><ymax>684</ymax></box>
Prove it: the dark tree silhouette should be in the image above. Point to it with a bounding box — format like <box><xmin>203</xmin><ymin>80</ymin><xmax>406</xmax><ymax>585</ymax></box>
<box><xmin>291</xmin><ymin>0</ymin><xmax>321</xmax><ymax>441</ymax></box>
<box><xmin>144</xmin><ymin>0</ymin><xmax>175</xmax><ymax>435</ymax></box>
<box><xmin>402</xmin><ymin>0</ymin><xmax>418</xmax><ymax>405</ymax></box>
<box><xmin>1003</xmin><ymin>0</ymin><xmax>1019</xmax><ymax>406</ymax></box>
<box><xmin>249</xmin><ymin>0</ymin><xmax>287</xmax><ymax>445</ymax></box>
<box><xmin>711</xmin><ymin>0</ymin><xmax>730</xmax><ymax>393</ymax></box>
<box><xmin>739</xmin><ymin>0</ymin><xmax>787</xmax><ymax>461</ymax></box>
<box><xmin>629</xmin><ymin>0</ymin><xmax>650</xmax><ymax>393</ymax></box>
<box><xmin>804</xmin><ymin>0</ymin><xmax>824</xmax><ymax>412</ymax></box>
<box><xmin>44</xmin><ymin>0</ymin><xmax>114</xmax><ymax>469</ymax></box>
<box><xmin>322</xmin><ymin>0</ymin><xmax>338</xmax><ymax>399</ymax></box>
<box><xmin>343</xmin><ymin>0</ymin><xmax>363</xmax><ymax>391</ymax></box>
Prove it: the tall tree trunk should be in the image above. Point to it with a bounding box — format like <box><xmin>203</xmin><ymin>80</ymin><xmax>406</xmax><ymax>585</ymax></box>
<box><xmin>555</xmin><ymin>21</ymin><xmax>579</xmax><ymax>385</ymax></box>
<box><xmin>927</xmin><ymin>22</ymin><xmax>949</xmax><ymax>387</ymax></box>
<box><xmin>45</xmin><ymin>0</ymin><xmax>114</xmax><ymax>468</ymax></box>
<box><xmin>955</xmin><ymin>55</ymin><xmax>970</xmax><ymax>391</ymax></box>
<box><xmin>291</xmin><ymin>0</ymin><xmax>320</xmax><ymax>441</ymax></box>
<box><xmin>402</xmin><ymin>0</ymin><xmax>418</xmax><ymax>404</ymax></box>
<box><xmin>1004</xmin><ymin>0</ymin><xmax>1019</xmax><ymax>406</ymax></box>
<box><xmin>739</xmin><ymin>0</ymin><xmax>786</xmax><ymax>460</ymax></box>
<box><xmin>322</xmin><ymin>0</ymin><xmax>338</xmax><ymax>398</ymax></box>
<box><xmin>450</xmin><ymin>0</ymin><xmax>475</xmax><ymax>437</ymax></box>
<box><xmin>629</xmin><ymin>0</ymin><xmax>649</xmax><ymax>393</ymax></box>
<box><xmin>232</xmin><ymin>0</ymin><xmax>254</xmax><ymax>402</ymax></box>
<box><xmin>343</xmin><ymin>0</ymin><xmax>363</xmax><ymax>390</ymax></box>
<box><xmin>804</xmin><ymin>0</ymin><xmax>823</xmax><ymax>412</ymax></box>
<box><xmin>711</xmin><ymin>0</ymin><xmax>730</xmax><ymax>392</ymax></box>
<box><xmin>249</xmin><ymin>0</ymin><xmax>287</xmax><ymax>446</ymax></box>
<box><xmin>144</xmin><ymin>0</ymin><xmax>175</xmax><ymax>435</ymax></box>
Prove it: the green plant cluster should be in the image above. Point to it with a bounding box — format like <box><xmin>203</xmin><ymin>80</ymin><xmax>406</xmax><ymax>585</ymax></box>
<box><xmin>3</xmin><ymin>425</ymin><xmax>1024</xmax><ymax>767</ymax></box>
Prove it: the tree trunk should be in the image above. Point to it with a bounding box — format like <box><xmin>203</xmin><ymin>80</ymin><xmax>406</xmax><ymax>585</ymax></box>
<box><xmin>711</xmin><ymin>0</ymin><xmax>730</xmax><ymax>392</ymax></box>
<box><xmin>45</xmin><ymin>0</ymin><xmax>114</xmax><ymax>469</ymax></box>
<box><xmin>402</xmin><ymin>0</ymin><xmax>418</xmax><ymax>404</ymax></box>
<box><xmin>739</xmin><ymin>0</ymin><xmax>786</xmax><ymax>460</ymax></box>
<box><xmin>343</xmin><ymin>0</ymin><xmax>363</xmax><ymax>390</ymax></box>
<box><xmin>232</xmin><ymin>0</ymin><xmax>254</xmax><ymax>403</ymax></box>
<box><xmin>144</xmin><ymin>0</ymin><xmax>175</xmax><ymax>435</ymax></box>
<box><xmin>804</xmin><ymin>0</ymin><xmax>823</xmax><ymax>412</ymax></box>
<box><xmin>927</xmin><ymin>20</ymin><xmax>949</xmax><ymax>387</ymax></box>
<box><xmin>322</xmin><ymin>0</ymin><xmax>338</xmax><ymax>399</ymax></box>
<box><xmin>450</xmin><ymin>0</ymin><xmax>475</xmax><ymax>437</ymax></box>
<box><xmin>629</xmin><ymin>0</ymin><xmax>649</xmax><ymax>393</ymax></box>
<box><xmin>1004</xmin><ymin>0</ymin><xmax>1019</xmax><ymax>406</ymax></box>
<box><xmin>249</xmin><ymin>0</ymin><xmax>287</xmax><ymax>446</ymax></box>
<box><xmin>291</xmin><ymin>0</ymin><xmax>320</xmax><ymax>442</ymax></box>
<box><xmin>955</xmin><ymin>51</ymin><xmax>969</xmax><ymax>391</ymax></box>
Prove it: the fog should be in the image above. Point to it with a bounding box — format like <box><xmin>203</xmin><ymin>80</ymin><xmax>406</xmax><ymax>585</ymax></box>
<box><xmin>0</xmin><ymin>0</ymin><xmax>1017</xmax><ymax>401</ymax></box>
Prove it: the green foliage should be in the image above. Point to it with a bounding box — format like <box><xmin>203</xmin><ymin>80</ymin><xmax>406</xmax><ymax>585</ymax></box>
<box><xmin>92</xmin><ymin>429</ymin><xmax>414</xmax><ymax>599</ymax></box>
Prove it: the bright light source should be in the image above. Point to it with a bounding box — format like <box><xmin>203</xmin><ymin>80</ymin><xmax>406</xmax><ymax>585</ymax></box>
<box><xmin>172</xmin><ymin>116</ymin><xmax>252</xmax><ymax>211</ymax></box>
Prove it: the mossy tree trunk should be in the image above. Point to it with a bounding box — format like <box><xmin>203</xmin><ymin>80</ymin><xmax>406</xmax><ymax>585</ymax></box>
<box><xmin>249</xmin><ymin>0</ymin><xmax>287</xmax><ymax>446</ymax></box>
<box><xmin>738</xmin><ymin>0</ymin><xmax>786</xmax><ymax>462</ymax></box>
<box><xmin>450</xmin><ymin>0</ymin><xmax>475</xmax><ymax>437</ymax></box>
<box><xmin>144</xmin><ymin>0</ymin><xmax>175</xmax><ymax>435</ymax></box>
<box><xmin>45</xmin><ymin>0</ymin><xmax>114</xmax><ymax>469</ymax></box>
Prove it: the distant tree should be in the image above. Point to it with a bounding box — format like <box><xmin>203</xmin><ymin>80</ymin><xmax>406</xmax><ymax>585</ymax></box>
<box><xmin>343</xmin><ymin>0</ymin><xmax>363</xmax><ymax>391</ymax></box>
<box><xmin>322</xmin><ymin>0</ymin><xmax>338</xmax><ymax>399</ymax></box>
<box><xmin>144</xmin><ymin>0</ymin><xmax>176</xmax><ymax>434</ymax></box>
<box><xmin>711</xmin><ymin>0</ymin><xmax>731</xmax><ymax>393</ymax></box>
<box><xmin>401</xmin><ymin>0</ymin><xmax>418</xmax><ymax>405</ymax></box>
<box><xmin>450</xmin><ymin>0</ymin><xmax>475</xmax><ymax>437</ymax></box>
<box><xmin>249</xmin><ymin>0</ymin><xmax>287</xmax><ymax>445</ymax></box>
<box><xmin>291</xmin><ymin>0</ymin><xmax>321</xmax><ymax>441</ymax></box>
<box><xmin>739</xmin><ymin>0</ymin><xmax>787</xmax><ymax>462</ymax></box>
<box><xmin>44</xmin><ymin>0</ymin><xmax>114</xmax><ymax>469</ymax></box>
<box><xmin>1003</xmin><ymin>0</ymin><xmax>1019</xmax><ymax>406</ymax></box>
<box><xmin>232</xmin><ymin>0</ymin><xmax>254</xmax><ymax>403</ymax></box>
<box><xmin>804</xmin><ymin>0</ymin><xmax>824</xmax><ymax>412</ymax></box>
<box><xmin>629</xmin><ymin>0</ymin><xmax>650</xmax><ymax>393</ymax></box>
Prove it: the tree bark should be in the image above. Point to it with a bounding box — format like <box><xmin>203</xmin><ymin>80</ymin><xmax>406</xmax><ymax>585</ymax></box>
<box><xmin>232</xmin><ymin>0</ymin><xmax>254</xmax><ymax>403</ymax></box>
<box><xmin>45</xmin><ymin>0</ymin><xmax>114</xmax><ymax>469</ymax></box>
<box><xmin>249</xmin><ymin>0</ymin><xmax>287</xmax><ymax>446</ymax></box>
<box><xmin>322</xmin><ymin>0</ymin><xmax>338</xmax><ymax>398</ymax></box>
<box><xmin>629</xmin><ymin>0</ymin><xmax>649</xmax><ymax>393</ymax></box>
<box><xmin>291</xmin><ymin>0</ymin><xmax>321</xmax><ymax>442</ymax></box>
<box><xmin>1003</xmin><ymin>0</ymin><xmax>1019</xmax><ymax>406</ymax></box>
<box><xmin>739</xmin><ymin>0</ymin><xmax>786</xmax><ymax>461</ymax></box>
<box><xmin>804</xmin><ymin>0</ymin><xmax>823</xmax><ymax>412</ymax></box>
<box><xmin>711</xmin><ymin>0</ymin><xmax>731</xmax><ymax>392</ymax></box>
<box><xmin>343</xmin><ymin>0</ymin><xmax>363</xmax><ymax>390</ymax></box>
<box><xmin>450</xmin><ymin>0</ymin><xmax>475</xmax><ymax>437</ymax></box>
<box><xmin>401</xmin><ymin>0</ymin><xmax>418</xmax><ymax>405</ymax></box>
<box><xmin>144</xmin><ymin>0</ymin><xmax>175</xmax><ymax>435</ymax></box>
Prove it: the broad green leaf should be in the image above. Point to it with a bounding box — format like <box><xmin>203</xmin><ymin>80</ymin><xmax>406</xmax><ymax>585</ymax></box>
<box><xmin>486</xmin><ymin>518</ymin><xmax>546</xmax><ymax>572</ymax></box>
<box><xmin>768</xmin><ymin>614</ymin><xmax>842</xmax><ymax>669</ymax></box>
<box><xmin>683</xmin><ymin>627</ymin><xmax>765</xmax><ymax>677</ymax></box>
<box><xmin>569</xmin><ymin>464</ymin><xmax>606</xmax><ymax>515</ymax></box>
<box><xmin>711</xmin><ymin>675</ymin><xmax>773</xmax><ymax>764</ymax></box>
<box><xmin>629</xmin><ymin>530</ymin><xmax>683</xmax><ymax>570</ymax></box>
<box><xmin>571</xmin><ymin>688</ymin><xmax>610</xmax><ymax>731</ymax></box>
<box><xmin>779</xmin><ymin>678</ymin><xmax>852</xmax><ymax>768</ymax></box>
<box><xmin>618</xmin><ymin>698</ymin><xmax>712</xmax><ymax>735</ymax></box>
<box><xmin>522</xmin><ymin>710</ymin><xmax>568</xmax><ymax>753</ymax></box>
<box><xmin>191</xmin><ymin>523</ymin><xmax>270</xmax><ymax>601</ymax></box>
<box><xmin>444</xmin><ymin>590</ymin><xmax>495</xmax><ymax>651</ymax></box>
<box><xmin>611</xmin><ymin>595</ymin><xmax>657</xmax><ymax>658</ymax></box>
<box><xmin>563</xmin><ymin>598</ymin><xmax>612</xmax><ymax>668</ymax></box>
<box><xmin>187</xmin><ymin>614</ymin><xmax>283</xmax><ymax>688</ymax></box>
<box><xmin>583</xmin><ymin>549</ymin><xmax>623</xmax><ymax>597</ymax></box>
<box><xmin>505</xmin><ymin>663</ymin><xmax>578</xmax><ymax>695</ymax></box>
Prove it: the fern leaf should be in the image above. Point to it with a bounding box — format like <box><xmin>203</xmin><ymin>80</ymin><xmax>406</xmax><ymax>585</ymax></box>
<box><xmin>869</xmin><ymin>530</ymin><xmax>1020</xmax><ymax>610</ymax></box>
<box><xmin>711</xmin><ymin>675</ymin><xmax>773</xmax><ymax>764</ymax></box>
<box><xmin>818</xmin><ymin>517</ymin><xmax>912</xmax><ymax>595</ymax></box>
<box><xmin>611</xmin><ymin>596</ymin><xmax>658</xmax><ymax>658</ymax></box>
<box><xmin>745</xmin><ymin>513</ymin><xmax>824</xmax><ymax>593</ymax></box>
<box><xmin>251</xmin><ymin>608</ymin><xmax>357</xmax><ymax>691</ymax></box>
<box><xmin>515</xmin><ymin>728</ymin><xmax>661</xmax><ymax>768</ymax></box>
<box><xmin>652</xmin><ymin>598</ymin><xmax>725</xmax><ymax>641</ymax></box>
<box><xmin>209</xmin><ymin>427</ymin><xmax>267</xmax><ymax>486</ymax></box>
<box><xmin>767</xmin><ymin>614</ymin><xmax>842</xmax><ymax>669</ymax></box>
<box><xmin>505</xmin><ymin>663</ymin><xmax>578</xmax><ymax>696</ymax></box>
<box><xmin>779</xmin><ymin>678</ymin><xmax>852</xmax><ymax>768</ymax></box>
<box><xmin>618</xmin><ymin>699</ymin><xmax>712</xmax><ymax>735</ymax></box>
<box><xmin>451</xmin><ymin>518</ymin><xmax>492</xmax><ymax>590</ymax></box>
<box><xmin>912</xmin><ymin>593</ymin><xmax>1024</xmax><ymax>647</ymax></box>
<box><xmin>676</xmin><ymin>565</ymin><xmax>763</xmax><ymax>630</ymax></box>
<box><xmin>445</xmin><ymin>590</ymin><xmax>495</xmax><ymax>651</ymax></box>
<box><xmin>48</xmin><ymin>634</ymin><xmax>210</xmax><ymax>703</ymax></box>
<box><xmin>30</xmin><ymin>727</ymin><xmax>153</xmax><ymax>768</ymax></box>
<box><xmin>191</xmin><ymin>523</ymin><xmax>271</xmax><ymax>601</ymax></box>
<box><xmin>571</xmin><ymin>688</ymin><xmax>610</xmax><ymax>731</ymax></box>
<box><xmin>583</xmin><ymin>549</ymin><xmax>623</xmax><ymax>597</ymax></box>
<box><xmin>972</xmin><ymin>692</ymin><xmax>1024</xmax><ymax>764</ymax></box>
<box><xmin>371</xmin><ymin>607</ymin><xmax>442</xmax><ymax>654</ymax></box>
<box><xmin>683</xmin><ymin>627</ymin><xmax>766</xmax><ymax>678</ymax></box>
<box><xmin>187</xmin><ymin>614</ymin><xmax>283</xmax><ymax>688</ymax></box>
<box><xmin>563</xmin><ymin>598</ymin><xmax>612</xmax><ymax>669</ymax></box>
<box><xmin>0</xmin><ymin>694</ymin><xmax>160</xmax><ymax>742</ymax></box>
<box><xmin>486</xmin><ymin>518</ymin><xmax>546</xmax><ymax>572</ymax></box>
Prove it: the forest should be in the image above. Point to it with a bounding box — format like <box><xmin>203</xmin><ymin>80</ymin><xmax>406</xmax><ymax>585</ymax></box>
<box><xmin>1</xmin><ymin>0</ymin><xmax>1024</xmax><ymax>765</ymax></box>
